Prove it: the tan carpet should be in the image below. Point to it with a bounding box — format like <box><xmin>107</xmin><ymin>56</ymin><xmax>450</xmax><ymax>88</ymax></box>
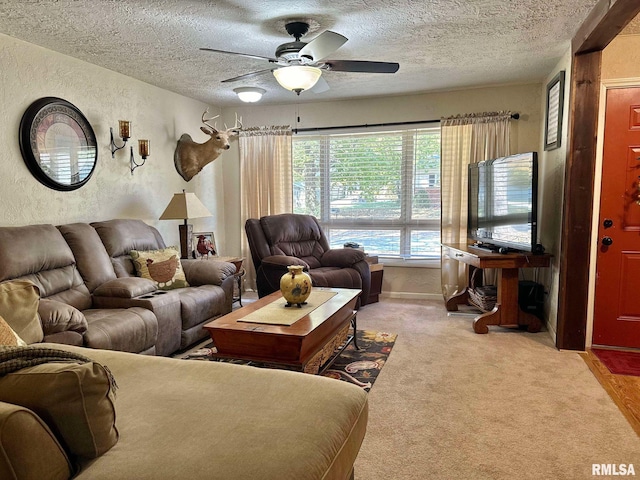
<box><xmin>353</xmin><ymin>298</ymin><xmax>640</xmax><ymax>480</ymax></box>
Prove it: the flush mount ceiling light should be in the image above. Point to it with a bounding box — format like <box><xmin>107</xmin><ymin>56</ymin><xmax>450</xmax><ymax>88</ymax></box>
<box><xmin>273</xmin><ymin>66</ymin><xmax>322</xmax><ymax>95</ymax></box>
<box><xmin>233</xmin><ymin>86</ymin><xmax>266</xmax><ymax>103</ymax></box>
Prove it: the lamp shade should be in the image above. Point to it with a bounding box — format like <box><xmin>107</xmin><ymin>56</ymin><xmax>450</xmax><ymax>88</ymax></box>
<box><xmin>159</xmin><ymin>191</ymin><xmax>212</xmax><ymax>220</ymax></box>
<box><xmin>273</xmin><ymin>66</ymin><xmax>322</xmax><ymax>93</ymax></box>
<box><xmin>233</xmin><ymin>87</ymin><xmax>266</xmax><ymax>103</ymax></box>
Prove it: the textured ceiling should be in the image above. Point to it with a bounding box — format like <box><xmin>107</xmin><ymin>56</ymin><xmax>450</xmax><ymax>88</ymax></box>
<box><xmin>0</xmin><ymin>0</ymin><xmax>601</xmax><ymax>107</ymax></box>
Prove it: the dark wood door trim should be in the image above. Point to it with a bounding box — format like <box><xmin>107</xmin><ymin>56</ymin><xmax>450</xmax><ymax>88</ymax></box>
<box><xmin>558</xmin><ymin>0</ymin><xmax>640</xmax><ymax>350</ymax></box>
<box><xmin>573</xmin><ymin>0</ymin><xmax>640</xmax><ymax>54</ymax></box>
<box><xmin>557</xmin><ymin>50</ymin><xmax>601</xmax><ymax>351</ymax></box>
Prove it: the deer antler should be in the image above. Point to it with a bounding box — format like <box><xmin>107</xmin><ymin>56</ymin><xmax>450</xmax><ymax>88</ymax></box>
<box><xmin>202</xmin><ymin>108</ymin><xmax>220</xmax><ymax>131</ymax></box>
<box><xmin>224</xmin><ymin>113</ymin><xmax>243</xmax><ymax>132</ymax></box>
<box><xmin>232</xmin><ymin>112</ymin><xmax>243</xmax><ymax>131</ymax></box>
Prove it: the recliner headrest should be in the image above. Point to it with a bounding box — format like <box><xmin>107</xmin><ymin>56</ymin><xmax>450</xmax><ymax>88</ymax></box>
<box><xmin>260</xmin><ymin>214</ymin><xmax>322</xmax><ymax>245</ymax></box>
<box><xmin>0</xmin><ymin>224</ymin><xmax>75</xmax><ymax>282</ymax></box>
<box><xmin>91</xmin><ymin>219</ymin><xmax>166</xmax><ymax>257</ymax></box>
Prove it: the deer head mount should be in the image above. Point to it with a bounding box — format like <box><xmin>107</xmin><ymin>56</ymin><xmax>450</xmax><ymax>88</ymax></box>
<box><xmin>174</xmin><ymin>109</ymin><xmax>242</xmax><ymax>182</ymax></box>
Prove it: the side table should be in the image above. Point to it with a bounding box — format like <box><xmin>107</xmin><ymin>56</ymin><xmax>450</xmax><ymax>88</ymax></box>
<box><xmin>365</xmin><ymin>256</ymin><xmax>383</xmax><ymax>304</ymax></box>
<box><xmin>216</xmin><ymin>256</ymin><xmax>245</xmax><ymax>307</ymax></box>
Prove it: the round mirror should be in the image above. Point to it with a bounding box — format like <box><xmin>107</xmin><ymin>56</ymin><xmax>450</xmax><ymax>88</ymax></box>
<box><xmin>19</xmin><ymin>97</ymin><xmax>98</xmax><ymax>191</ymax></box>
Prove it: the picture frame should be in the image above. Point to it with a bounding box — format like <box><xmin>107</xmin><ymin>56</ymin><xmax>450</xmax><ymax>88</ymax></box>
<box><xmin>19</xmin><ymin>97</ymin><xmax>98</xmax><ymax>191</ymax></box>
<box><xmin>192</xmin><ymin>231</ymin><xmax>217</xmax><ymax>259</ymax></box>
<box><xmin>544</xmin><ymin>70</ymin><xmax>565</xmax><ymax>151</ymax></box>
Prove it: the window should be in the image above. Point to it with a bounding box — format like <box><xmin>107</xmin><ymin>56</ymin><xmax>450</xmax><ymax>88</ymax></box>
<box><xmin>292</xmin><ymin>126</ymin><xmax>441</xmax><ymax>258</ymax></box>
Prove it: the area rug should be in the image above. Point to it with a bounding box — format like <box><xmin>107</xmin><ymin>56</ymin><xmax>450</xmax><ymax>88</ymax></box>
<box><xmin>592</xmin><ymin>348</ymin><xmax>640</xmax><ymax>377</ymax></box>
<box><xmin>177</xmin><ymin>330</ymin><xmax>397</xmax><ymax>391</ymax></box>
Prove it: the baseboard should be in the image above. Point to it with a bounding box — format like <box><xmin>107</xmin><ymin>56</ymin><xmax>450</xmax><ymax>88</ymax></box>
<box><xmin>546</xmin><ymin>320</ymin><xmax>557</xmax><ymax>346</ymax></box>
<box><xmin>380</xmin><ymin>292</ymin><xmax>442</xmax><ymax>301</ymax></box>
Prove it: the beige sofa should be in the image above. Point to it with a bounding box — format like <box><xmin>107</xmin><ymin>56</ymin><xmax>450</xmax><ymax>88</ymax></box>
<box><xmin>0</xmin><ymin>343</ymin><xmax>368</xmax><ymax>480</ymax></box>
<box><xmin>0</xmin><ymin>219</ymin><xmax>236</xmax><ymax>356</ymax></box>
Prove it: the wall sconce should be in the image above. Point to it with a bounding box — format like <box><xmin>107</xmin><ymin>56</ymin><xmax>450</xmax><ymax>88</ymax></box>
<box><xmin>110</xmin><ymin>120</ymin><xmax>131</xmax><ymax>157</ymax></box>
<box><xmin>233</xmin><ymin>87</ymin><xmax>266</xmax><ymax>103</ymax></box>
<box><xmin>130</xmin><ymin>139</ymin><xmax>149</xmax><ymax>174</ymax></box>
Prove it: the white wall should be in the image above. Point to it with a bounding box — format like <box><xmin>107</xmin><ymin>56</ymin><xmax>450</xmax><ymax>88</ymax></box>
<box><xmin>0</xmin><ymin>32</ymin><xmax>553</xmax><ymax>304</ymax></box>
<box><xmin>536</xmin><ymin>48</ymin><xmax>572</xmax><ymax>342</ymax></box>
<box><xmin>0</xmin><ymin>33</ymin><xmax>225</xmax><ymax>247</ymax></box>
<box><xmin>220</xmin><ymin>84</ymin><xmax>543</xmax><ymax>298</ymax></box>
<box><xmin>602</xmin><ymin>34</ymin><xmax>640</xmax><ymax>80</ymax></box>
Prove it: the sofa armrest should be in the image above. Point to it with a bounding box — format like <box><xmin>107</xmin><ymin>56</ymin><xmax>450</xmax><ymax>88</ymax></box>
<box><xmin>255</xmin><ymin>256</ymin><xmax>311</xmax><ymax>297</ymax></box>
<box><xmin>38</xmin><ymin>299</ymin><xmax>87</xmax><ymax>336</ymax></box>
<box><xmin>261</xmin><ymin>255</ymin><xmax>311</xmax><ymax>270</ymax></box>
<box><xmin>319</xmin><ymin>250</ymin><xmax>371</xmax><ymax>307</ymax></box>
<box><xmin>0</xmin><ymin>402</ymin><xmax>73</xmax><ymax>480</ymax></box>
<box><xmin>43</xmin><ymin>331</ymin><xmax>84</xmax><ymax>346</ymax></box>
<box><xmin>319</xmin><ymin>249</ymin><xmax>367</xmax><ymax>268</ymax></box>
<box><xmin>93</xmin><ymin>278</ymin><xmax>157</xmax><ymax>299</ymax></box>
<box><xmin>181</xmin><ymin>259</ymin><xmax>236</xmax><ymax>286</ymax></box>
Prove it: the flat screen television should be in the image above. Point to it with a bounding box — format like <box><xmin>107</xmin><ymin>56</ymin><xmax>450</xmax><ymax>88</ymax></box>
<box><xmin>467</xmin><ymin>152</ymin><xmax>538</xmax><ymax>253</ymax></box>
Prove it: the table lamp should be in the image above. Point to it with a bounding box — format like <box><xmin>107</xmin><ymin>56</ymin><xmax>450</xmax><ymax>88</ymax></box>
<box><xmin>159</xmin><ymin>190</ymin><xmax>212</xmax><ymax>259</ymax></box>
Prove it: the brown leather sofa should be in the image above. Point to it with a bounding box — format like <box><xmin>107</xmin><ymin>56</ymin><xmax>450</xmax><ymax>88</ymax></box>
<box><xmin>0</xmin><ymin>220</ymin><xmax>236</xmax><ymax>356</ymax></box>
<box><xmin>245</xmin><ymin>214</ymin><xmax>371</xmax><ymax>307</ymax></box>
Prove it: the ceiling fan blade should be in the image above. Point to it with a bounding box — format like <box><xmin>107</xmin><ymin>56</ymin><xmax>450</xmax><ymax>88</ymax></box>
<box><xmin>200</xmin><ymin>47</ymin><xmax>277</xmax><ymax>63</ymax></box>
<box><xmin>221</xmin><ymin>68</ymin><xmax>274</xmax><ymax>83</ymax></box>
<box><xmin>299</xmin><ymin>31</ymin><xmax>347</xmax><ymax>62</ymax></box>
<box><xmin>310</xmin><ymin>75</ymin><xmax>330</xmax><ymax>94</ymax></box>
<box><xmin>324</xmin><ymin>60</ymin><xmax>400</xmax><ymax>73</ymax></box>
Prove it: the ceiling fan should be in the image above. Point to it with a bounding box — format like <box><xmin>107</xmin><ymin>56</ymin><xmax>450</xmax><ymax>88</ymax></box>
<box><xmin>200</xmin><ymin>21</ymin><xmax>400</xmax><ymax>95</ymax></box>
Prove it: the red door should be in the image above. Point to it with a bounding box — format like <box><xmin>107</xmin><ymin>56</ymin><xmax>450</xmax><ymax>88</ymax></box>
<box><xmin>592</xmin><ymin>87</ymin><xmax>640</xmax><ymax>348</ymax></box>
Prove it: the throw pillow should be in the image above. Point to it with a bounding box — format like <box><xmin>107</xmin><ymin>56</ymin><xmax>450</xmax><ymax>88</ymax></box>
<box><xmin>0</xmin><ymin>315</ymin><xmax>27</xmax><ymax>347</ymax></box>
<box><xmin>130</xmin><ymin>246</ymin><xmax>189</xmax><ymax>290</ymax></box>
<box><xmin>0</xmin><ymin>280</ymin><xmax>43</xmax><ymax>344</ymax></box>
<box><xmin>0</xmin><ymin>359</ymin><xmax>119</xmax><ymax>459</ymax></box>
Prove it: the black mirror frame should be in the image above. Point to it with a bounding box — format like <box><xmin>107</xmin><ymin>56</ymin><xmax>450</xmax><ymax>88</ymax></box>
<box><xmin>19</xmin><ymin>97</ymin><xmax>98</xmax><ymax>191</ymax></box>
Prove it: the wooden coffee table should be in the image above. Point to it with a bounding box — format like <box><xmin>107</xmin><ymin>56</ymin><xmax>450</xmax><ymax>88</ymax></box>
<box><xmin>203</xmin><ymin>287</ymin><xmax>361</xmax><ymax>374</ymax></box>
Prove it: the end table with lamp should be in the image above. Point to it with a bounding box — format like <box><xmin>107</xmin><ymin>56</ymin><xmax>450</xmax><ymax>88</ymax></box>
<box><xmin>159</xmin><ymin>190</ymin><xmax>212</xmax><ymax>259</ymax></box>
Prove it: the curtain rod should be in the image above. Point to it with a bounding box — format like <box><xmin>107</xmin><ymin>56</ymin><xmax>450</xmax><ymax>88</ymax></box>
<box><xmin>292</xmin><ymin>113</ymin><xmax>519</xmax><ymax>134</ymax></box>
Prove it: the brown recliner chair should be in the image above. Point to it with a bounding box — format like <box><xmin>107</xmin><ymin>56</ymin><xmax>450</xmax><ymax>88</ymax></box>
<box><xmin>245</xmin><ymin>214</ymin><xmax>371</xmax><ymax>307</ymax></box>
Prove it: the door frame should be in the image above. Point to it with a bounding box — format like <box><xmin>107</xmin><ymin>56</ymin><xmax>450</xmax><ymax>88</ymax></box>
<box><xmin>556</xmin><ymin>0</ymin><xmax>640</xmax><ymax>351</ymax></box>
<box><xmin>585</xmin><ymin>79</ymin><xmax>640</xmax><ymax>348</ymax></box>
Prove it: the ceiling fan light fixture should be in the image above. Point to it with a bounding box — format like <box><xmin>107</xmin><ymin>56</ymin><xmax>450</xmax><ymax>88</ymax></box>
<box><xmin>273</xmin><ymin>66</ymin><xmax>322</xmax><ymax>94</ymax></box>
<box><xmin>233</xmin><ymin>86</ymin><xmax>266</xmax><ymax>103</ymax></box>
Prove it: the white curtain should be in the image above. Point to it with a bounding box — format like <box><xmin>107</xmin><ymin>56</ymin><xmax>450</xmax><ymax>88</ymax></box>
<box><xmin>239</xmin><ymin>126</ymin><xmax>293</xmax><ymax>291</ymax></box>
<box><xmin>440</xmin><ymin>112</ymin><xmax>512</xmax><ymax>299</ymax></box>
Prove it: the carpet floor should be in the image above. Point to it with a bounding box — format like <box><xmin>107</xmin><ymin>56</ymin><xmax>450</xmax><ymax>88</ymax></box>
<box><xmin>351</xmin><ymin>297</ymin><xmax>640</xmax><ymax>480</ymax></box>
<box><xmin>177</xmin><ymin>329</ymin><xmax>397</xmax><ymax>391</ymax></box>
<box><xmin>592</xmin><ymin>348</ymin><xmax>640</xmax><ymax>377</ymax></box>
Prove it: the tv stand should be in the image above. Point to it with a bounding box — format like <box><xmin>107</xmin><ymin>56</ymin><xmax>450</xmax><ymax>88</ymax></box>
<box><xmin>471</xmin><ymin>243</ymin><xmax>497</xmax><ymax>253</ymax></box>
<box><xmin>442</xmin><ymin>243</ymin><xmax>551</xmax><ymax>334</ymax></box>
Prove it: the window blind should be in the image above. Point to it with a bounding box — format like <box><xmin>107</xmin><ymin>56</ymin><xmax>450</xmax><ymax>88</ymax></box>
<box><xmin>293</xmin><ymin>126</ymin><xmax>441</xmax><ymax>258</ymax></box>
